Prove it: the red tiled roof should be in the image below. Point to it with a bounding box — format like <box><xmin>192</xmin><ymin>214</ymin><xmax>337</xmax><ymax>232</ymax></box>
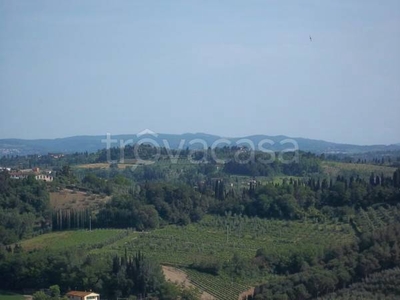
<box><xmin>66</xmin><ymin>291</ymin><xmax>95</xmax><ymax>297</ymax></box>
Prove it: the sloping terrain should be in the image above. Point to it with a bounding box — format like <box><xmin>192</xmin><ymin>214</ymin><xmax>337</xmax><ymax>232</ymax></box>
<box><xmin>2</xmin><ymin>133</ymin><xmax>399</xmax><ymax>156</ymax></box>
<box><xmin>50</xmin><ymin>189</ymin><xmax>111</xmax><ymax>210</ymax></box>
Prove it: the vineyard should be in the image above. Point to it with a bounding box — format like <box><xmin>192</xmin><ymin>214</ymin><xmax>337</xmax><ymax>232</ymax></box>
<box><xmin>20</xmin><ymin>229</ymin><xmax>134</xmax><ymax>251</ymax></box>
<box><xmin>116</xmin><ymin>216</ymin><xmax>355</xmax><ymax>263</ymax></box>
<box><xmin>16</xmin><ymin>214</ymin><xmax>363</xmax><ymax>299</ymax></box>
<box><xmin>322</xmin><ymin>161</ymin><xmax>397</xmax><ymax>180</ymax></box>
<box><xmin>16</xmin><ymin>215</ymin><xmax>357</xmax><ymax>299</ymax></box>
<box><xmin>183</xmin><ymin>268</ymin><xmax>255</xmax><ymax>300</ymax></box>
<box><xmin>353</xmin><ymin>205</ymin><xmax>400</xmax><ymax>233</ymax></box>
<box><xmin>98</xmin><ymin>215</ymin><xmax>355</xmax><ymax>299</ymax></box>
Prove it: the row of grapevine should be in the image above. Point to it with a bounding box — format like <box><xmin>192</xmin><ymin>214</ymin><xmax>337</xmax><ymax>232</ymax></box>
<box><xmin>185</xmin><ymin>268</ymin><xmax>251</xmax><ymax>300</ymax></box>
<box><xmin>354</xmin><ymin>206</ymin><xmax>400</xmax><ymax>233</ymax></box>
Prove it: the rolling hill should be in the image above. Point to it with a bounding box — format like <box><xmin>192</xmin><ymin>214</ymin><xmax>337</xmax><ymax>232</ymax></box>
<box><xmin>1</xmin><ymin>133</ymin><xmax>399</xmax><ymax>156</ymax></box>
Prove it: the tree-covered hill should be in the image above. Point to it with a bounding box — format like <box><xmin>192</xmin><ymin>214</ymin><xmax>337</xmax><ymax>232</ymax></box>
<box><xmin>1</xmin><ymin>133</ymin><xmax>400</xmax><ymax>156</ymax></box>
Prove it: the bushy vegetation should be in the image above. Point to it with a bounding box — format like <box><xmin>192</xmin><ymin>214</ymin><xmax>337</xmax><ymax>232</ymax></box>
<box><xmin>321</xmin><ymin>267</ymin><xmax>400</xmax><ymax>299</ymax></box>
<box><xmin>18</xmin><ymin>229</ymin><xmax>133</xmax><ymax>251</ymax></box>
<box><xmin>0</xmin><ymin>172</ymin><xmax>50</xmax><ymax>244</ymax></box>
<box><xmin>0</xmin><ymin>247</ymin><xmax>198</xmax><ymax>300</ymax></box>
<box><xmin>253</xmin><ymin>221</ymin><xmax>400</xmax><ymax>299</ymax></box>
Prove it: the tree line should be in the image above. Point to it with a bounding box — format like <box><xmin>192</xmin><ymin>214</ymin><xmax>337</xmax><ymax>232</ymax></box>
<box><xmin>0</xmin><ymin>247</ymin><xmax>199</xmax><ymax>300</ymax></box>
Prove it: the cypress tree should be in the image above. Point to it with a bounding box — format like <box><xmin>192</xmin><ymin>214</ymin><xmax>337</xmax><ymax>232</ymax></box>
<box><xmin>218</xmin><ymin>180</ymin><xmax>225</xmax><ymax>200</ymax></box>
<box><xmin>394</xmin><ymin>169</ymin><xmax>400</xmax><ymax>188</ymax></box>
<box><xmin>322</xmin><ymin>178</ymin><xmax>328</xmax><ymax>190</ymax></box>
<box><xmin>349</xmin><ymin>176</ymin><xmax>354</xmax><ymax>188</ymax></box>
<box><xmin>214</xmin><ymin>180</ymin><xmax>219</xmax><ymax>199</ymax></box>
<box><xmin>316</xmin><ymin>178</ymin><xmax>321</xmax><ymax>191</ymax></box>
<box><xmin>375</xmin><ymin>175</ymin><xmax>380</xmax><ymax>186</ymax></box>
<box><xmin>370</xmin><ymin>172</ymin><xmax>375</xmax><ymax>186</ymax></box>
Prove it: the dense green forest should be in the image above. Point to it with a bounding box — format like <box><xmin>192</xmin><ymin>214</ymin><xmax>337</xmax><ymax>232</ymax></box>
<box><xmin>0</xmin><ymin>172</ymin><xmax>51</xmax><ymax>244</ymax></box>
<box><xmin>1</xmin><ymin>145</ymin><xmax>400</xmax><ymax>299</ymax></box>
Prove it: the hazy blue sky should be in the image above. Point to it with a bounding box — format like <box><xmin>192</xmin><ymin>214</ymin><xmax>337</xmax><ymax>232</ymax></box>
<box><xmin>1</xmin><ymin>1</ymin><xmax>399</xmax><ymax>145</ymax></box>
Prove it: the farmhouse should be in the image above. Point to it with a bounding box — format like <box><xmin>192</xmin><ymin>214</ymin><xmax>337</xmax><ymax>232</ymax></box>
<box><xmin>49</xmin><ymin>152</ymin><xmax>65</xmax><ymax>159</ymax></box>
<box><xmin>34</xmin><ymin>174</ymin><xmax>54</xmax><ymax>182</ymax></box>
<box><xmin>9</xmin><ymin>171</ymin><xmax>29</xmax><ymax>180</ymax></box>
<box><xmin>8</xmin><ymin>167</ymin><xmax>54</xmax><ymax>182</ymax></box>
<box><xmin>66</xmin><ymin>291</ymin><xmax>100</xmax><ymax>300</ymax></box>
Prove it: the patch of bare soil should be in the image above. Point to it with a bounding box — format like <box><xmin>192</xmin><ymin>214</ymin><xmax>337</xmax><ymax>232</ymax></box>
<box><xmin>50</xmin><ymin>189</ymin><xmax>111</xmax><ymax>210</ymax></box>
<box><xmin>238</xmin><ymin>287</ymin><xmax>254</xmax><ymax>300</ymax></box>
<box><xmin>162</xmin><ymin>265</ymin><xmax>215</xmax><ymax>300</ymax></box>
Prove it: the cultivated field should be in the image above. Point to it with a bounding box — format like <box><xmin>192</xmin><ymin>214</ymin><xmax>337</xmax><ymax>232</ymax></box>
<box><xmin>74</xmin><ymin>162</ymin><xmax>152</xmax><ymax>170</ymax></box>
<box><xmin>18</xmin><ymin>211</ymin><xmax>358</xmax><ymax>300</ymax></box>
<box><xmin>19</xmin><ymin>215</ymin><xmax>355</xmax><ymax>299</ymax></box>
<box><xmin>20</xmin><ymin>229</ymin><xmax>133</xmax><ymax>251</ymax></box>
<box><xmin>353</xmin><ymin>205</ymin><xmax>400</xmax><ymax>233</ymax></box>
<box><xmin>95</xmin><ymin>215</ymin><xmax>355</xmax><ymax>299</ymax></box>
<box><xmin>0</xmin><ymin>291</ymin><xmax>24</xmax><ymax>300</ymax></box>
<box><xmin>162</xmin><ymin>266</ymin><xmax>215</xmax><ymax>300</ymax></box>
<box><xmin>322</xmin><ymin>161</ymin><xmax>396</xmax><ymax>179</ymax></box>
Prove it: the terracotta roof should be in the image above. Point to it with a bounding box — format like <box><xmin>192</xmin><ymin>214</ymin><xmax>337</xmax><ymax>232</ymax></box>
<box><xmin>66</xmin><ymin>291</ymin><xmax>98</xmax><ymax>297</ymax></box>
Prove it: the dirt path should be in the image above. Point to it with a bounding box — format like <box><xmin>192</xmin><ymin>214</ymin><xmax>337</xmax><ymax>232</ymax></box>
<box><xmin>238</xmin><ymin>287</ymin><xmax>254</xmax><ymax>300</ymax></box>
<box><xmin>162</xmin><ymin>265</ymin><xmax>215</xmax><ymax>300</ymax></box>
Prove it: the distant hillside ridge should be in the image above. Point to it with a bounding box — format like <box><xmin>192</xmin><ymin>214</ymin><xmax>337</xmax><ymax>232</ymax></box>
<box><xmin>1</xmin><ymin>133</ymin><xmax>400</xmax><ymax>156</ymax></box>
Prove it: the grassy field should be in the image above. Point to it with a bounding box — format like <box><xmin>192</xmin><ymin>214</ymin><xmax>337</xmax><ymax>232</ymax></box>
<box><xmin>322</xmin><ymin>161</ymin><xmax>396</xmax><ymax>179</ymax></box>
<box><xmin>20</xmin><ymin>229</ymin><xmax>133</xmax><ymax>251</ymax></box>
<box><xmin>74</xmin><ymin>163</ymin><xmax>112</xmax><ymax>169</ymax></box>
<box><xmin>220</xmin><ymin>175</ymin><xmax>305</xmax><ymax>194</ymax></box>
<box><xmin>0</xmin><ymin>291</ymin><xmax>24</xmax><ymax>300</ymax></box>
<box><xmin>74</xmin><ymin>162</ymin><xmax>153</xmax><ymax>170</ymax></box>
<box><xmin>105</xmin><ymin>215</ymin><xmax>355</xmax><ymax>264</ymax></box>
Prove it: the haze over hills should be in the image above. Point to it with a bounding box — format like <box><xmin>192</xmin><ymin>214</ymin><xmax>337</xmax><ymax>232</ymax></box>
<box><xmin>1</xmin><ymin>133</ymin><xmax>400</xmax><ymax>156</ymax></box>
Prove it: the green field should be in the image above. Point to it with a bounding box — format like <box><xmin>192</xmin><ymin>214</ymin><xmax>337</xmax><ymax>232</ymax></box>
<box><xmin>20</xmin><ymin>229</ymin><xmax>134</xmax><ymax>251</ymax></box>
<box><xmin>322</xmin><ymin>161</ymin><xmax>396</xmax><ymax>179</ymax></box>
<box><xmin>184</xmin><ymin>268</ymin><xmax>256</xmax><ymax>300</ymax></box>
<box><xmin>109</xmin><ymin>216</ymin><xmax>355</xmax><ymax>264</ymax></box>
<box><xmin>0</xmin><ymin>291</ymin><xmax>24</xmax><ymax>300</ymax></box>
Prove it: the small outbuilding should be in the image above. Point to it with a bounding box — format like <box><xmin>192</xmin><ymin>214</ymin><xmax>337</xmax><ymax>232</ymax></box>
<box><xmin>66</xmin><ymin>291</ymin><xmax>100</xmax><ymax>300</ymax></box>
